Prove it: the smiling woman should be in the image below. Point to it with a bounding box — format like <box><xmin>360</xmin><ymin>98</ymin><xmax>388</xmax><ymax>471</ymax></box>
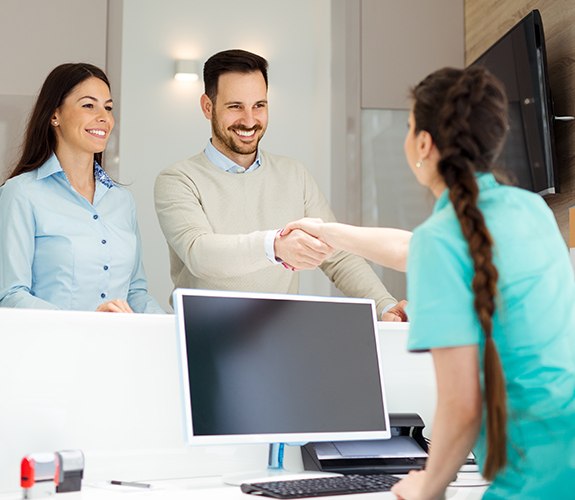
<box><xmin>0</xmin><ymin>63</ymin><xmax>164</xmax><ymax>314</ymax></box>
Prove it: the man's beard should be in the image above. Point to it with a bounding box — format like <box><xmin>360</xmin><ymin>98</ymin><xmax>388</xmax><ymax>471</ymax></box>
<box><xmin>212</xmin><ymin>114</ymin><xmax>265</xmax><ymax>156</ymax></box>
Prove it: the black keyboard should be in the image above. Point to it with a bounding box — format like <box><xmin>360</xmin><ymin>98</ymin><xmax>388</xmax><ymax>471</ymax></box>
<box><xmin>240</xmin><ymin>473</ymin><xmax>401</xmax><ymax>498</ymax></box>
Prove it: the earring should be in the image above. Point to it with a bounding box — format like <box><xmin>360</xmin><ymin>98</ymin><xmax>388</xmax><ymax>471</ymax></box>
<box><xmin>52</xmin><ymin>120</ymin><xmax>59</xmax><ymax>126</ymax></box>
<box><xmin>416</xmin><ymin>159</ymin><xmax>424</xmax><ymax>169</ymax></box>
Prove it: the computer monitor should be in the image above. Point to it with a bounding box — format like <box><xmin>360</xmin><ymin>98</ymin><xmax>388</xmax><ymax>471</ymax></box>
<box><xmin>173</xmin><ymin>289</ymin><xmax>391</xmax><ymax>448</ymax></box>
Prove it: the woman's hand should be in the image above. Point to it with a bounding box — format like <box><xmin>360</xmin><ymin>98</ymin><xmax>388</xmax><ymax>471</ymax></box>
<box><xmin>96</xmin><ymin>299</ymin><xmax>133</xmax><ymax>313</ymax></box>
<box><xmin>281</xmin><ymin>218</ymin><xmax>325</xmax><ymax>240</ymax></box>
<box><xmin>392</xmin><ymin>470</ymin><xmax>435</xmax><ymax>500</ymax></box>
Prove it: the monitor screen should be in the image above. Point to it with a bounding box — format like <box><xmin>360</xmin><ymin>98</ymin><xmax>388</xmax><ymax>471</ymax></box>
<box><xmin>173</xmin><ymin>289</ymin><xmax>391</xmax><ymax>446</ymax></box>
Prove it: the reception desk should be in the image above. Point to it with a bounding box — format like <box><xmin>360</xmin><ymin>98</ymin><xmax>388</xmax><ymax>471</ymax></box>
<box><xmin>0</xmin><ymin>308</ymin><xmax>483</xmax><ymax>498</ymax></box>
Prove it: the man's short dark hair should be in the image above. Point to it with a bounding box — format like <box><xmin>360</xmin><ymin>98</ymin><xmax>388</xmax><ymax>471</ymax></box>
<box><xmin>203</xmin><ymin>49</ymin><xmax>268</xmax><ymax>102</ymax></box>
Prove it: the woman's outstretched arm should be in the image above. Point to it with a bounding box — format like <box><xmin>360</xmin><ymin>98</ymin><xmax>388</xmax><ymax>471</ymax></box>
<box><xmin>282</xmin><ymin>218</ymin><xmax>412</xmax><ymax>272</ymax></box>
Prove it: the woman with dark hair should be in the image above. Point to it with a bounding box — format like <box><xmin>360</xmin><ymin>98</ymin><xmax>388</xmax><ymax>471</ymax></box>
<box><xmin>283</xmin><ymin>66</ymin><xmax>575</xmax><ymax>498</ymax></box>
<box><xmin>0</xmin><ymin>63</ymin><xmax>163</xmax><ymax>313</ymax></box>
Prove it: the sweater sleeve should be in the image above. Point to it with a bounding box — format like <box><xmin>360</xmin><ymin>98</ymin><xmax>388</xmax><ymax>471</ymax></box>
<box><xmin>154</xmin><ymin>164</ymin><xmax>274</xmax><ymax>280</ymax></box>
<box><xmin>300</xmin><ymin>169</ymin><xmax>398</xmax><ymax>316</ymax></box>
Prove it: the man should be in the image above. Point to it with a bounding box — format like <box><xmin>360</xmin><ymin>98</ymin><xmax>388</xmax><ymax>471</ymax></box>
<box><xmin>154</xmin><ymin>49</ymin><xmax>406</xmax><ymax>320</ymax></box>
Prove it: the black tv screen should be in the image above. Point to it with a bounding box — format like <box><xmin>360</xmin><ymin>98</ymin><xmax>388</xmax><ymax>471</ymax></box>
<box><xmin>471</xmin><ymin>10</ymin><xmax>558</xmax><ymax>195</ymax></box>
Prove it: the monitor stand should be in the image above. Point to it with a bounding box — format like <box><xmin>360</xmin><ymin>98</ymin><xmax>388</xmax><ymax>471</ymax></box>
<box><xmin>222</xmin><ymin>443</ymin><xmax>339</xmax><ymax>486</ymax></box>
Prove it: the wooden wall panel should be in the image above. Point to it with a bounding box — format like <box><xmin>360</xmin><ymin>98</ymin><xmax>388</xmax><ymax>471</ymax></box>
<box><xmin>465</xmin><ymin>0</ymin><xmax>575</xmax><ymax>240</ymax></box>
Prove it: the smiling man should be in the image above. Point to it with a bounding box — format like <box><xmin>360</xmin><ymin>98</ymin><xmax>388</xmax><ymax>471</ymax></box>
<box><xmin>154</xmin><ymin>49</ymin><xmax>406</xmax><ymax>320</ymax></box>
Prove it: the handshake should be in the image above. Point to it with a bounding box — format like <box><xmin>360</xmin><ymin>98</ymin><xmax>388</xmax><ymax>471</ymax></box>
<box><xmin>274</xmin><ymin>218</ymin><xmax>334</xmax><ymax>271</ymax></box>
<box><xmin>273</xmin><ymin>217</ymin><xmax>411</xmax><ymax>322</ymax></box>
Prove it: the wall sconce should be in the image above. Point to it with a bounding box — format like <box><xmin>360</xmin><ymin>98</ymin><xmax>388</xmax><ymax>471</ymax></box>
<box><xmin>174</xmin><ymin>59</ymin><xmax>200</xmax><ymax>82</ymax></box>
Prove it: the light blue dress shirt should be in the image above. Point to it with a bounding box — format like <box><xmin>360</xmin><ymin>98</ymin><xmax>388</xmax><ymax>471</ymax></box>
<box><xmin>204</xmin><ymin>139</ymin><xmax>262</xmax><ymax>174</ymax></box>
<box><xmin>0</xmin><ymin>155</ymin><xmax>164</xmax><ymax>313</ymax></box>
<box><xmin>407</xmin><ymin>173</ymin><xmax>575</xmax><ymax>498</ymax></box>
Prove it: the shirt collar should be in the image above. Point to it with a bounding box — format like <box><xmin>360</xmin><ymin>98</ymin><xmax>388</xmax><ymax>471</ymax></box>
<box><xmin>434</xmin><ymin>172</ymin><xmax>498</xmax><ymax>214</ymax></box>
<box><xmin>36</xmin><ymin>154</ymin><xmax>64</xmax><ymax>180</ymax></box>
<box><xmin>36</xmin><ymin>154</ymin><xmax>114</xmax><ymax>188</ymax></box>
<box><xmin>94</xmin><ymin>162</ymin><xmax>114</xmax><ymax>188</ymax></box>
<box><xmin>204</xmin><ymin>140</ymin><xmax>261</xmax><ymax>173</ymax></box>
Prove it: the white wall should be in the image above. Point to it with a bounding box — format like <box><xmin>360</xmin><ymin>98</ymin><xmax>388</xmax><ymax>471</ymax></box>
<box><xmin>0</xmin><ymin>1</ymin><xmax>107</xmax><ymax>96</ymax></box>
<box><xmin>0</xmin><ymin>0</ymin><xmax>107</xmax><ymax>183</ymax></box>
<box><xmin>115</xmin><ymin>0</ymin><xmax>333</xmax><ymax>310</ymax></box>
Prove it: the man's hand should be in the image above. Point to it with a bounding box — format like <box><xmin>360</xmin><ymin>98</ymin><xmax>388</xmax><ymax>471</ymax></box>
<box><xmin>96</xmin><ymin>299</ymin><xmax>134</xmax><ymax>313</ymax></box>
<box><xmin>274</xmin><ymin>228</ymin><xmax>334</xmax><ymax>270</ymax></box>
<box><xmin>381</xmin><ymin>299</ymin><xmax>408</xmax><ymax>322</ymax></box>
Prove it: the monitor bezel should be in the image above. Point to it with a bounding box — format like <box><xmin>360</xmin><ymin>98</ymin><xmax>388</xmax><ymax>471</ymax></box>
<box><xmin>173</xmin><ymin>288</ymin><xmax>392</xmax><ymax>446</ymax></box>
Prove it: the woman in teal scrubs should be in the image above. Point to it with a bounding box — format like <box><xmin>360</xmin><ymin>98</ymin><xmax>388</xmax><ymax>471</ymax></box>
<box><xmin>282</xmin><ymin>66</ymin><xmax>575</xmax><ymax>498</ymax></box>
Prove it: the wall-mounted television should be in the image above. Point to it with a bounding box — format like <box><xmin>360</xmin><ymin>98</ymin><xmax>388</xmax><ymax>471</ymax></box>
<box><xmin>471</xmin><ymin>9</ymin><xmax>559</xmax><ymax>196</ymax></box>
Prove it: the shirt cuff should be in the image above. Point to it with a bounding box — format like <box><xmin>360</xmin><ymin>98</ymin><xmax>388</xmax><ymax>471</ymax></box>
<box><xmin>265</xmin><ymin>229</ymin><xmax>283</xmax><ymax>265</ymax></box>
<box><xmin>381</xmin><ymin>302</ymin><xmax>398</xmax><ymax>318</ymax></box>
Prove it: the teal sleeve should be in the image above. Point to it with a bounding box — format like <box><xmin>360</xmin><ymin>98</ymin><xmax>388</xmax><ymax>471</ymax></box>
<box><xmin>406</xmin><ymin>226</ymin><xmax>481</xmax><ymax>351</ymax></box>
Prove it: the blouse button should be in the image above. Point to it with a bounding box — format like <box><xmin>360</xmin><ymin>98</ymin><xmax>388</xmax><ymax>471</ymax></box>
<box><xmin>100</xmin><ymin>293</ymin><xmax>106</xmax><ymax>299</ymax></box>
<box><xmin>93</xmin><ymin>214</ymin><xmax>99</xmax><ymax>220</ymax></box>
<box><xmin>101</xmin><ymin>239</ymin><xmax>107</xmax><ymax>245</ymax></box>
<box><xmin>103</xmin><ymin>265</ymin><xmax>109</xmax><ymax>271</ymax></box>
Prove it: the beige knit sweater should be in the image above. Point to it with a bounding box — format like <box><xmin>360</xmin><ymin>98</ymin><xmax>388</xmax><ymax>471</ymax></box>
<box><xmin>154</xmin><ymin>150</ymin><xmax>396</xmax><ymax>315</ymax></box>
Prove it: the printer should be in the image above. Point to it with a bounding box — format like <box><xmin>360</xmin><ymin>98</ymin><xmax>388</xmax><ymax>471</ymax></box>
<box><xmin>302</xmin><ymin>413</ymin><xmax>429</xmax><ymax>475</ymax></box>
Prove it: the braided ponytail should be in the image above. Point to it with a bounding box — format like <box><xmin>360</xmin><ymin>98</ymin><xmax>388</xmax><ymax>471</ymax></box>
<box><xmin>443</xmin><ymin>168</ymin><xmax>506</xmax><ymax>481</ymax></box>
<box><xmin>412</xmin><ymin>67</ymin><xmax>509</xmax><ymax>480</ymax></box>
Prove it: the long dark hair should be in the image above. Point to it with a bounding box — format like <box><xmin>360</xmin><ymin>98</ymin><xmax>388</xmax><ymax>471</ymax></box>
<box><xmin>411</xmin><ymin>66</ymin><xmax>509</xmax><ymax>480</ymax></box>
<box><xmin>203</xmin><ymin>49</ymin><xmax>268</xmax><ymax>103</ymax></box>
<box><xmin>8</xmin><ymin>63</ymin><xmax>111</xmax><ymax>180</ymax></box>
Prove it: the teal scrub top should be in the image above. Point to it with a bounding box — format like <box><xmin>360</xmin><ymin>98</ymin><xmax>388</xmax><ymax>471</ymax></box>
<box><xmin>407</xmin><ymin>173</ymin><xmax>575</xmax><ymax>499</ymax></box>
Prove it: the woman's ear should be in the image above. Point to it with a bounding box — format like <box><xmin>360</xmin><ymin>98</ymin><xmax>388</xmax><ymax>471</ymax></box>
<box><xmin>417</xmin><ymin>130</ymin><xmax>434</xmax><ymax>159</ymax></box>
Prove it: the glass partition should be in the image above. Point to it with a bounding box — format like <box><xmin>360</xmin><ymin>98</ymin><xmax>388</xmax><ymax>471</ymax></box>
<box><xmin>361</xmin><ymin>109</ymin><xmax>434</xmax><ymax>299</ymax></box>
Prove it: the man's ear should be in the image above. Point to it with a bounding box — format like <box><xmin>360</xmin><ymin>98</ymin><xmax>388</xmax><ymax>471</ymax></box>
<box><xmin>200</xmin><ymin>94</ymin><xmax>213</xmax><ymax>120</ymax></box>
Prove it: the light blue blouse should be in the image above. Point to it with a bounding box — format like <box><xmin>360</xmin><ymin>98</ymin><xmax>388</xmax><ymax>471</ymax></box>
<box><xmin>407</xmin><ymin>173</ymin><xmax>575</xmax><ymax>498</ymax></box>
<box><xmin>0</xmin><ymin>155</ymin><xmax>163</xmax><ymax>313</ymax></box>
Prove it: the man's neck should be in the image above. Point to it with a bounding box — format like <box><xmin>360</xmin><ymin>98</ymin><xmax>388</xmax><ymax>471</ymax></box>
<box><xmin>209</xmin><ymin>140</ymin><xmax>256</xmax><ymax>169</ymax></box>
<box><xmin>211</xmin><ymin>141</ymin><xmax>256</xmax><ymax>169</ymax></box>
